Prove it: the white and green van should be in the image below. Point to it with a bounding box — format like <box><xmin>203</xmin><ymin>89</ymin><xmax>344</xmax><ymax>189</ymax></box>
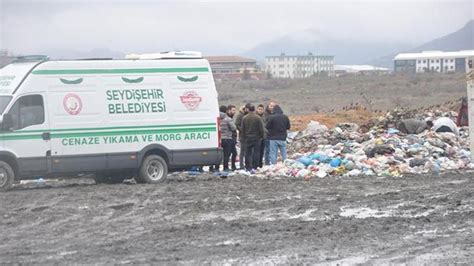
<box><xmin>0</xmin><ymin>52</ymin><xmax>223</xmax><ymax>191</ymax></box>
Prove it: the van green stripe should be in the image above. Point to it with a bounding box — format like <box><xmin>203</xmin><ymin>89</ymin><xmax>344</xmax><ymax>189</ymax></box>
<box><xmin>52</xmin><ymin>127</ymin><xmax>215</xmax><ymax>138</ymax></box>
<box><xmin>1</xmin><ymin>127</ymin><xmax>216</xmax><ymax>141</ymax></box>
<box><xmin>8</xmin><ymin>123</ymin><xmax>216</xmax><ymax>134</ymax></box>
<box><xmin>31</xmin><ymin>67</ymin><xmax>209</xmax><ymax>75</ymax></box>
<box><xmin>1</xmin><ymin>134</ymin><xmax>43</xmax><ymax>141</ymax></box>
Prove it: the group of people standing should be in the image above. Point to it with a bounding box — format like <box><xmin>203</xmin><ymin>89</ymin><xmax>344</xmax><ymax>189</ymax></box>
<box><xmin>218</xmin><ymin>101</ymin><xmax>291</xmax><ymax>173</ymax></box>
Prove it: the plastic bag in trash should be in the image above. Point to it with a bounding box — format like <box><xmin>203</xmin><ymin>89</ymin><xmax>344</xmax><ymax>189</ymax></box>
<box><xmin>304</xmin><ymin>121</ymin><xmax>329</xmax><ymax>135</ymax></box>
<box><xmin>298</xmin><ymin>156</ymin><xmax>314</xmax><ymax>166</ymax></box>
<box><xmin>330</xmin><ymin>158</ymin><xmax>342</xmax><ymax>167</ymax></box>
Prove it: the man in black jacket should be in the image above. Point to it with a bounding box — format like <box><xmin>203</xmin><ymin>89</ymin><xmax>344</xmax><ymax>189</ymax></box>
<box><xmin>241</xmin><ymin>104</ymin><xmax>265</xmax><ymax>172</ymax></box>
<box><xmin>266</xmin><ymin>105</ymin><xmax>291</xmax><ymax>164</ymax></box>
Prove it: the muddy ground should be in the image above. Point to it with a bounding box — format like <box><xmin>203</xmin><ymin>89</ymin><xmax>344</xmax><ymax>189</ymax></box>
<box><xmin>0</xmin><ymin>171</ymin><xmax>472</xmax><ymax>264</ymax></box>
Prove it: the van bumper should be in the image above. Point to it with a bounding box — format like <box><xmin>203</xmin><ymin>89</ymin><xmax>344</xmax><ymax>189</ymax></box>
<box><xmin>171</xmin><ymin>148</ymin><xmax>223</xmax><ymax>168</ymax></box>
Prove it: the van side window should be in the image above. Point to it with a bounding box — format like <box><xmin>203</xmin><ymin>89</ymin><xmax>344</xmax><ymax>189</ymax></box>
<box><xmin>8</xmin><ymin>95</ymin><xmax>45</xmax><ymax>130</ymax></box>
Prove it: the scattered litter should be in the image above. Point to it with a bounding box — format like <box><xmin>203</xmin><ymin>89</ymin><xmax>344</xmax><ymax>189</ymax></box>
<box><xmin>259</xmin><ymin>107</ymin><xmax>472</xmax><ymax>179</ymax></box>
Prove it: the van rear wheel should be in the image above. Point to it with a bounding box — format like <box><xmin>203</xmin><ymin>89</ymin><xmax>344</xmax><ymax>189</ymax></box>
<box><xmin>137</xmin><ymin>155</ymin><xmax>168</xmax><ymax>184</ymax></box>
<box><xmin>0</xmin><ymin>161</ymin><xmax>15</xmax><ymax>192</ymax></box>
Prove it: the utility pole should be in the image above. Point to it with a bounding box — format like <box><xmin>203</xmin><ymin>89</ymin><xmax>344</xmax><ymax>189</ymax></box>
<box><xmin>467</xmin><ymin>57</ymin><xmax>474</xmax><ymax>161</ymax></box>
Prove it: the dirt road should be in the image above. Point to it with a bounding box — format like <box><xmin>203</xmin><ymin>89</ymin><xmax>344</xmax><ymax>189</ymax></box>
<box><xmin>0</xmin><ymin>172</ymin><xmax>472</xmax><ymax>264</ymax></box>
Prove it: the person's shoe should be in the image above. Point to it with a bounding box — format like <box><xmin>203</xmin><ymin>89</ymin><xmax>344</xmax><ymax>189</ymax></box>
<box><xmin>250</xmin><ymin>169</ymin><xmax>257</xmax><ymax>175</ymax></box>
<box><xmin>220</xmin><ymin>171</ymin><xmax>229</xmax><ymax>179</ymax></box>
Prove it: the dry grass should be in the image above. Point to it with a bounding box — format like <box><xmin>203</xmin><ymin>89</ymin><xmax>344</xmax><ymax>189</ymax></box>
<box><xmin>216</xmin><ymin>72</ymin><xmax>467</xmax><ymax>115</ymax></box>
<box><xmin>289</xmin><ymin>108</ymin><xmax>379</xmax><ymax>131</ymax></box>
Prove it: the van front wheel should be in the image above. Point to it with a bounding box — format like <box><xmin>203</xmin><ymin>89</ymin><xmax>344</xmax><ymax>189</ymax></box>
<box><xmin>0</xmin><ymin>161</ymin><xmax>15</xmax><ymax>192</ymax></box>
<box><xmin>137</xmin><ymin>155</ymin><xmax>168</xmax><ymax>184</ymax></box>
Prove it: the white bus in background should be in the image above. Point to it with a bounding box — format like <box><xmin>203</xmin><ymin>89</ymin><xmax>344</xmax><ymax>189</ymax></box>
<box><xmin>0</xmin><ymin>51</ymin><xmax>223</xmax><ymax>191</ymax></box>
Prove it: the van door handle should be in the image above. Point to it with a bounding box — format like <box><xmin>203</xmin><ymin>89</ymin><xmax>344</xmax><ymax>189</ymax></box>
<box><xmin>42</xmin><ymin>132</ymin><xmax>51</xmax><ymax>140</ymax></box>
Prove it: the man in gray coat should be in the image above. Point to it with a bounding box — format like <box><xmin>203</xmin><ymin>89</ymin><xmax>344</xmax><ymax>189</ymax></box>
<box><xmin>221</xmin><ymin>105</ymin><xmax>237</xmax><ymax>171</ymax></box>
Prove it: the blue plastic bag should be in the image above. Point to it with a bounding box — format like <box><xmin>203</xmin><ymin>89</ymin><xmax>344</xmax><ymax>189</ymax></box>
<box><xmin>298</xmin><ymin>156</ymin><xmax>314</xmax><ymax>166</ymax></box>
<box><xmin>330</xmin><ymin>158</ymin><xmax>341</xmax><ymax>167</ymax></box>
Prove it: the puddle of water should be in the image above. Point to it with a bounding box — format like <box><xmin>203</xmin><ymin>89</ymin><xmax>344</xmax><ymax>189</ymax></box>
<box><xmin>287</xmin><ymin>209</ymin><xmax>319</xmax><ymax>221</ymax></box>
<box><xmin>46</xmin><ymin>250</ymin><xmax>78</xmax><ymax>260</ymax></box>
<box><xmin>216</xmin><ymin>239</ymin><xmax>241</xmax><ymax>246</ymax></box>
<box><xmin>322</xmin><ymin>255</ymin><xmax>372</xmax><ymax>265</ymax></box>
<box><xmin>191</xmin><ymin>207</ymin><xmax>323</xmax><ymax>224</ymax></box>
<box><xmin>443</xmin><ymin>179</ymin><xmax>469</xmax><ymax>185</ymax></box>
<box><xmin>340</xmin><ymin>207</ymin><xmax>392</xmax><ymax>219</ymax></box>
<box><xmin>339</xmin><ymin>202</ymin><xmax>438</xmax><ymax>219</ymax></box>
<box><xmin>196</xmin><ymin>209</ymin><xmax>279</xmax><ymax>223</ymax></box>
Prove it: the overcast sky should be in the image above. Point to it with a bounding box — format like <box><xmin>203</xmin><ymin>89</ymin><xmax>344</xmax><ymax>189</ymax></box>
<box><xmin>0</xmin><ymin>0</ymin><xmax>472</xmax><ymax>55</ymax></box>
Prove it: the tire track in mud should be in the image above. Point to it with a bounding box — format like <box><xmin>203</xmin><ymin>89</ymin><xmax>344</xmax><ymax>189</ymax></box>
<box><xmin>0</xmin><ymin>173</ymin><xmax>472</xmax><ymax>264</ymax></box>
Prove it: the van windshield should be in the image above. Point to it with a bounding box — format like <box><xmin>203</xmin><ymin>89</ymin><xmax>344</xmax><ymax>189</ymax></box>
<box><xmin>0</xmin><ymin>96</ymin><xmax>12</xmax><ymax>114</ymax></box>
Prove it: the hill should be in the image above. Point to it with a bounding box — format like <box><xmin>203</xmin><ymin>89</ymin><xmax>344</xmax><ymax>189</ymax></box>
<box><xmin>243</xmin><ymin>29</ymin><xmax>409</xmax><ymax>65</ymax></box>
<box><xmin>370</xmin><ymin>20</ymin><xmax>474</xmax><ymax>68</ymax></box>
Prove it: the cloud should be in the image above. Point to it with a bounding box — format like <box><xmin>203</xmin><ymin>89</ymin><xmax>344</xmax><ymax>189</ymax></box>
<box><xmin>0</xmin><ymin>0</ymin><xmax>472</xmax><ymax>55</ymax></box>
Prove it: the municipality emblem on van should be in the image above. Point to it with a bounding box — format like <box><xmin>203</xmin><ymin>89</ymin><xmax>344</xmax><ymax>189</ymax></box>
<box><xmin>63</xmin><ymin>93</ymin><xmax>83</xmax><ymax>115</ymax></box>
<box><xmin>180</xmin><ymin>91</ymin><xmax>202</xmax><ymax>111</ymax></box>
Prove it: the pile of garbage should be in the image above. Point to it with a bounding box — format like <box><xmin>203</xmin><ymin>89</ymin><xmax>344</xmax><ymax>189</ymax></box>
<box><xmin>258</xmin><ymin>116</ymin><xmax>472</xmax><ymax>179</ymax></box>
<box><xmin>370</xmin><ymin>100</ymin><xmax>462</xmax><ymax>130</ymax></box>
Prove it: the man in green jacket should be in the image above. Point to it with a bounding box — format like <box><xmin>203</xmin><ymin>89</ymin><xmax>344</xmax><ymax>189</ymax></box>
<box><xmin>263</xmin><ymin>101</ymin><xmax>275</xmax><ymax>165</ymax></box>
<box><xmin>257</xmin><ymin>104</ymin><xmax>268</xmax><ymax>168</ymax></box>
<box><xmin>241</xmin><ymin>104</ymin><xmax>265</xmax><ymax>172</ymax></box>
<box><xmin>235</xmin><ymin>104</ymin><xmax>249</xmax><ymax>170</ymax></box>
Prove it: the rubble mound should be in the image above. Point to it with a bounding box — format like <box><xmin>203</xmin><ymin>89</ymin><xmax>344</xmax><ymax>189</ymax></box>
<box><xmin>259</xmin><ymin>102</ymin><xmax>471</xmax><ymax>179</ymax></box>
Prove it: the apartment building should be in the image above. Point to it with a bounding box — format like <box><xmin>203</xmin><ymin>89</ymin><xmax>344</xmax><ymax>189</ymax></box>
<box><xmin>205</xmin><ymin>56</ymin><xmax>263</xmax><ymax>81</ymax></box>
<box><xmin>264</xmin><ymin>53</ymin><xmax>335</xmax><ymax>78</ymax></box>
<box><xmin>394</xmin><ymin>50</ymin><xmax>474</xmax><ymax>73</ymax></box>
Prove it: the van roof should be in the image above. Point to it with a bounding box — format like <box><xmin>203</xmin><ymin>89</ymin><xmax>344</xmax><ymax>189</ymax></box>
<box><xmin>31</xmin><ymin>58</ymin><xmax>210</xmax><ymax>75</ymax></box>
<box><xmin>0</xmin><ymin>56</ymin><xmax>211</xmax><ymax>95</ymax></box>
<box><xmin>0</xmin><ymin>61</ymin><xmax>44</xmax><ymax>96</ymax></box>
<box><xmin>125</xmin><ymin>51</ymin><xmax>202</xmax><ymax>60</ymax></box>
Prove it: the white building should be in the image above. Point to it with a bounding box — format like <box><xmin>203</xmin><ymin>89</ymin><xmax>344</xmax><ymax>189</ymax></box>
<box><xmin>264</xmin><ymin>53</ymin><xmax>335</xmax><ymax>78</ymax></box>
<box><xmin>335</xmin><ymin>65</ymin><xmax>389</xmax><ymax>75</ymax></box>
<box><xmin>394</xmin><ymin>50</ymin><xmax>474</xmax><ymax>73</ymax></box>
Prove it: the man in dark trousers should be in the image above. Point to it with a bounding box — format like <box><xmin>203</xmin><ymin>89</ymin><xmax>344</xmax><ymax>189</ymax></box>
<box><xmin>221</xmin><ymin>105</ymin><xmax>237</xmax><ymax>172</ymax></box>
<box><xmin>235</xmin><ymin>104</ymin><xmax>249</xmax><ymax>170</ymax></box>
<box><xmin>266</xmin><ymin>105</ymin><xmax>291</xmax><ymax>165</ymax></box>
<box><xmin>263</xmin><ymin>101</ymin><xmax>275</xmax><ymax>165</ymax></box>
<box><xmin>256</xmin><ymin>104</ymin><xmax>267</xmax><ymax>168</ymax></box>
<box><xmin>241</xmin><ymin>104</ymin><xmax>265</xmax><ymax>172</ymax></box>
<box><xmin>210</xmin><ymin>105</ymin><xmax>228</xmax><ymax>172</ymax></box>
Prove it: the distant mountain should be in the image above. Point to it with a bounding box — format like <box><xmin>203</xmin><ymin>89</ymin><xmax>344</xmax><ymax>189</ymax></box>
<box><xmin>244</xmin><ymin>20</ymin><xmax>474</xmax><ymax>68</ymax></box>
<box><xmin>41</xmin><ymin>48</ymin><xmax>125</xmax><ymax>60</ymax></box>
<box><xmin>411</xmin><ymin>20</ymin><xmax>473</xmax><ymax>52</ymax></box>
<box><xmin>243</xmin><ymin>28</ymin><xmax>411</xmax><ymax>65</ymax></box>
<box><xmin>370</xmin><ymin>20</ymin><xmax>474</xmax><ymax>68</ymax></box>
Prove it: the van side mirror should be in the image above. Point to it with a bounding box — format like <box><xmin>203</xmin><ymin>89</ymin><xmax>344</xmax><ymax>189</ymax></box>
<box><xmin>1</xmin><ymin>114</ymin><xmax>13</xmax><ymax>131</ymax></box>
